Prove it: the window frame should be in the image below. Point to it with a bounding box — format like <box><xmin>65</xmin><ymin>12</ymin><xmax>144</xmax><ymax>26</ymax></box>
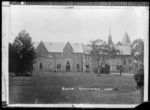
<box><xmin>57</xmin><ymin>63</ymin><xmax>61</xmax><ymax>70</ymax></box>
<box><xmin>86</xmin><ymin>65</ymin><xmax>89</xmax><ymax>69</ymax></box>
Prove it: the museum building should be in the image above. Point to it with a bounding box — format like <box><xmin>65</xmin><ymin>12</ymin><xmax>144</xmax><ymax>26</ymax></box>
<box><xmin>33</xmin><ymin>32</ymin><xmax>133</xmax><ymax>73</ymax></box>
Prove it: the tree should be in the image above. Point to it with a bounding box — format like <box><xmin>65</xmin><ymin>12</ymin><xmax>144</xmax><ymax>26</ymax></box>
<box><xmin>131</xmin><ymin>39</ymin><xmax>144</xmax><ymax>101</ymax></box>
<box><xmin>90</xmin><ymin>39</ymin><xmax>120</xmax><ymax>75</ymax></box>
<box><xmin>9</xmin><ymin>43</ymin><xmax>17</xmax><ymax>72</ymax></box>
<box><xmin>11</xmin><ymin>29</ymin><xmax>36</xmax><ymax>76</ymax></box>
<box><xmin>131</xmin><ymin>39</ymin><xmax>144</xmax><ymax>63</ymax></box>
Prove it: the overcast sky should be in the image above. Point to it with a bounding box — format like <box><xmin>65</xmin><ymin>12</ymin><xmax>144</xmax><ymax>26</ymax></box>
<box><xmin>9</xmin><ymin>6</ymin><xmax>148</xmax><ymax>44</ymax></box>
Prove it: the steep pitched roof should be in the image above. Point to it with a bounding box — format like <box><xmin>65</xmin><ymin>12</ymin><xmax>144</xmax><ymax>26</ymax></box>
<box><xmin>33</xmin><ymin>42</ymin><xmax>84</xmax><ymax>53</ymax></box>
<box><xmin>71</xmin><ymin>43</ymin><xmax>84</xmax><ymax>53</ymax></box>
<box><xmin>44</xmin><ymin>42</ymin><xmax>66</xmax><ymax>52</ymax></box>
<box><xmin>33</xmin><ymin>41</ymin><xmax>132</xmax><ymax>55</ymax></box>
<box><xmin>122</xmin><ymin>32</ymin><xmax>132</xmax><ymax>45</ymax></box>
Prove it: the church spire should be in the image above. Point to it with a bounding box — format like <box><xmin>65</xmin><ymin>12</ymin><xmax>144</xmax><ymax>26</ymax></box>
<box><xmin>108</xmin><ymin>27</ymin><xmax>113</xmax><ymax>45</ymax></box>
<box><xmin>109</xmin><ymin>26</ymin><xmax>111</xmax><ymax>36</ymax></box>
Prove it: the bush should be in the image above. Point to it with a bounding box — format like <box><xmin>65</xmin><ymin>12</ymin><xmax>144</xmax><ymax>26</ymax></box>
<box><xmin>134</xmin><ymin>72</ymin><xmax>144</xmax><ymax>87</ymax></box>
<box><xmin>134</xmin><ymin>63</ymin><xmax>144</xmax><ymax>87</ymax></box>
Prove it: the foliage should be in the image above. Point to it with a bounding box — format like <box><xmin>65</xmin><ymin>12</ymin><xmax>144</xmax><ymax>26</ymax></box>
<box><xmin>131</xmin><ymin>39</ymin><xmax>144</xmax><ymax>84</ymax></box>
<box><xmin>9</xmin><ymin>43</ymin><xmax>18</xmax><ymax>72</ymax></box>
<box><xmin>90</xmin><ymin>39</ymin><xmax>120</xmax><ymax>75</ymax></box>
<box><xmin>9</xmin><ymin>29</ymin><xmax>36</xmax><ymax>76</ymax></box>
<box><xmin>131</xmin><ymin>39</ymin><xmax>144</xmax><ymax>63</ymax></box>
<box><xmin>131</xmin><ymin>39</ymin><xmax>144</xmax><ymax>100</ymax></box>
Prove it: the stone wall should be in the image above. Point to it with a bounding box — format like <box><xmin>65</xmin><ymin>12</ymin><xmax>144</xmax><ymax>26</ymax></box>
<box><xmin>107</xmin><ymin>56</ymin><xmax>134</xmax><ymax>73</ymax></box>
<box><xmin>33</xmin><ymin>57</ymin><xmax>54</xmax><ymax>72</ymax></box>
<box><xmin>33</xmin><ymin>53</ymin><xmax>84</xmax><ymax>72</ymax></box>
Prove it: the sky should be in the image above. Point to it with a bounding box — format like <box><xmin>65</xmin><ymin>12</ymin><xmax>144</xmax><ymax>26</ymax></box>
<box><xmin>8</xmin><ymin>6</ymin><xmax>148</xmax><ymax>44</ymax></box>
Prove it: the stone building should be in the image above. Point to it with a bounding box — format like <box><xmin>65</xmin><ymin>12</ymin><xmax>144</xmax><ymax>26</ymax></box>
<box><xmin>33</xmin><ymin>32</ymin><xmax>134</xmax><ymax>73</ymax></box>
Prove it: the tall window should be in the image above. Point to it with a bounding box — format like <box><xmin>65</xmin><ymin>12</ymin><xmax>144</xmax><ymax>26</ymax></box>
<box><xmin>77</xmin><ymin>64</ymin><xmax>80</xmax><ymax>69</ymax></box>
<box><xmin>123</xmin><ymin>59</ymin><xmax>126</xmax><ymax>65</ymax></box>
<box><xmin>128</xmin><ymin>59</ymin><xmax>132</xmax><ymax>64</ymax></box>
<box><xmin>39</xmin><ymin>63</ymin><xmax>42</xmax><ymax>69</ymax></box>
<box><xmin>129</xmin><ymin>66</ymin><xmax>132</xmax><ymax>71</ymax></box>
<box><xmin>57</xmin><ymin>64</ymin><xmax>61</xmax><ymax>69</ymax></box>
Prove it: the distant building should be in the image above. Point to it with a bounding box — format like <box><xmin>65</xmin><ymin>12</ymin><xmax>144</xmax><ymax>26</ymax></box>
<box><xmin>33</xmin><ymin>32</ymin><xmax>133</xmax><ymax>73</ymax></box>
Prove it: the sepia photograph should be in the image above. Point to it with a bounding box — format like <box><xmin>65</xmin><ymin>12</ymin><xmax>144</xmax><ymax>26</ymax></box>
<box><xmin>2</xmin><ymin>1</ymin><xmax>149</xmax><ymax>108</ymax></box>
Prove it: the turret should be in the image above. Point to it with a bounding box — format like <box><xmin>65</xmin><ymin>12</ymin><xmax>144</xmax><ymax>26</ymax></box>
<box><xmin>122</xmin><ymin>32</ymin><xmax>132</xmax><ymax>46</ymax></box>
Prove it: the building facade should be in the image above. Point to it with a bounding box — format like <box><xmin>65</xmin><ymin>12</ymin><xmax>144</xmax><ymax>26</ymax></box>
<box><xmin>33</xmin><ymin>32</ymin><xmax>134</xmax><ymax>73</ymax></box>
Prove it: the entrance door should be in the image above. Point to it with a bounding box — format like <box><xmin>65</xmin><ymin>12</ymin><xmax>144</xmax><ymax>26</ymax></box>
<box><xmin>66</xmin><ymin>61</ymin><xmax>70</xmax><ymax>72</ymax></box>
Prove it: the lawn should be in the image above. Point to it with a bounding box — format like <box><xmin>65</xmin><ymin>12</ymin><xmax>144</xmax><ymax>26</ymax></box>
<box><xmin>9</xmin><ymin>72</ymin><xmax>141</xmax><ymax>104</ymax></box>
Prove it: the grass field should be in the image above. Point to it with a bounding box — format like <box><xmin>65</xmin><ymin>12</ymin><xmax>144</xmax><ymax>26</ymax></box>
<box><xmin>9</xmin><ymin>72</ymin><xmax>141</xmax><ymax>104</ymax></box>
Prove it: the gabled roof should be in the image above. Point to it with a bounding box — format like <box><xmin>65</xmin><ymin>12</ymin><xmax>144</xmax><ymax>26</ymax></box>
<box><xmin>44</xmin><ymin>42</ymin><xmax>66</xmax><ymax>53</ymax></box>
<box><xmin>34</xmin><ymin>42</ymin><xmax>84</xmax><ymax>53</ymax></box>
<box><xmin>33</xmin><ymin>41</ymin><xmax>132</xmax><ymax>55</ymax></box>
<box><xmin>71</xmin><ymin>43</ymin><xmax>84</xmax><ymax>53</ymax></box>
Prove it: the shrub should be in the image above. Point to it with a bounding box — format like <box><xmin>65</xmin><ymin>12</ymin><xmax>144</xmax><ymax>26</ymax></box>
<box><xmin>134</xmin><ymin>63</ymin><xmax>144</xmax><ymax>88</ymax></box>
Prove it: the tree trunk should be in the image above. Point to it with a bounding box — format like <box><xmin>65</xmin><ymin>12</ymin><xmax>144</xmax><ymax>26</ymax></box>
<box><xmin>98</xmin><ymin>67</ymin><xmax>101</xmax><ymax>75</ymax></box>
<box><xmin>97</xmin><ymin>61</ymin><xmax>101</xmax><ymax>76</ymax></box>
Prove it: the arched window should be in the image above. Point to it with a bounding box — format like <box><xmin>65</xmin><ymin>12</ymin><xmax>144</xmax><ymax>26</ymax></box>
<box><xmin>77</xmin><ymin>64</ymin><xmax>80</xmax><ymax>69</ymax></box>
<box><xmin>67</xmin><ymin>61</ymin><xmax>70</xmax><ymax>65</ymax></box>
<box><xmin>39</xmin><ymin>63</ymin><xmax>42</xmax><ymax>69</ymax></box>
